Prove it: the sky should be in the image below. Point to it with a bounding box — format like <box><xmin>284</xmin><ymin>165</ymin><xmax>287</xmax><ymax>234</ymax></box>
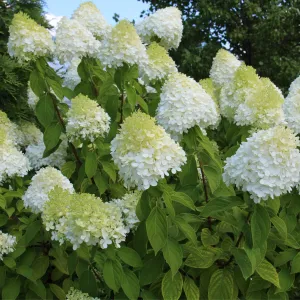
<box><xmin>45</xmin><ymin>0</ymin><xmax>149</xmax><ymax>24</ymax></box>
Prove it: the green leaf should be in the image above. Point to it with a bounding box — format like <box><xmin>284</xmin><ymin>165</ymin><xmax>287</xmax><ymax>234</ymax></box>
<box><xmin>251</xmin><ymin>205</ymin><xmax>270</xmax><ymax>248</ymax></box>
<box><xmin>208</xmin><ymin>269</ymin><xmax>234</xmax><ymax>300</ymax></box>
<box><xmin>139</xmin><ymin>254</ymin><xmax>164</xmax><ymax>286</ymax></box>
<box><xmin>121</xmin><ymin>269</ymin><xmax>140</xmax><ymax>300</ymax></box>
<box><xmin>61</xmin><ymin>161</ymin><xmax>76</xmax><ymax>179</ymax></box>
<box><xmin>16</xmin><ymin>265</ymin><xmax>34</xmax><ymax>281</ymax></box>
<box><xmin>43</xmin><ymin>122</ymin><xmax>62</xmax><ymax>154</ymax></box>
<box><xmin>271</xmin><ymin>216</ymin><xmax>287</xmax><ymax>240</ymax></box>
<box><xmin>136</xmin><ymin>95</ymin><xmax>148</xmax><ymax>113</ymax></box>
<box><xmin>30</xmin><ymin>68</ymin><xmax>47</xmax><ymax>97</ymax></box>
<box><xmin>49</xmin><ymin>284</ymin><xmax>66</xmax><ymax>300</ymax></box>
<box><xmin>46</xmin><ymin>78</ymin><xmax>64</xmax><ymax>100</ymax></box>
<box><xmin>274</xmin><ymin>249</ymin><xmax>297</xmax><ymax>267</ymax></box>
<box><xmin>0</xmin><ymin>214</ymin><xmax>8</xmax><ymax>226</ymax></box>
<box><xmin>256</xmin><ymin>259</ymin><xmax>280</xmax><ymax>288</ymax></box>
<box><xmin>94</xmin><ymin>172</ymin><xmax>108</xmax><ymax>195</ymax></box>
<box><xmin>203</xmin><ymin>165</ymin><xmax>221</xmax><ymax>193</ymax></box>
<box><xmin>201</xmin><ymin>196</ymin><xmax>244</xmax><ymax>217</ymax></box>
<box><xmin>276</xmin><ymin>268</ymin><xmax>294</xmax><ymax>293</ymax></box>
<box><xmin>117</xmin><ymin>247</ymin><xmax>143</xmax><ymax>268</ymax></box>
<box><xmin>2</xmin><ymin>277</ymin><xmax>21</xmax><ymax>300</ymax></box>
<box><xmin>174</xmin><ymin>216</ymin><xmax>197</xmax><ymax>243</ymax></box>
<box><xmin>101</xmin><ymin>161</ymin><xmax>116</xmax><ymax>182</ymax></box>
<box><xmin>178</xmin><ymin>155</ymin><xmax>198</xmax><ymax>186</ymax></box>
<box><xmin>103</xmin><ymin>260</ymin><xmax>123</xmax><ymax>292</ymax></box>
<box><xmin>79</xmin><ymin>269</ymin><xmax>98</xmax><ymax>297</ymax></box>
<box><xmin>201</xmin><ymin>228</ymin><xmax>219</xmax><ymax>246</ymax></box>
<box><xmin>3</xmin><ymin>257</ymin><xmax>16</xmax><ymax>269</ymax></box>
<box><xmin>32</xmin><ymin>256</ymin><xmax>49</xmax><ymax>280</ymax></box>
<box><xmin>29</xmin><ymin>279</ymin><xmax>46</xmax><ymax>299</ymax></box>
<box><xmin>35</xmin><ymin>94</ymin><xmax>55</xmax><ymax>128</ymax></box>
<box><xmin>291</xmin><ymin>252</ymin><xmax>300</xmax><ymax>274</ymax></box>
<box><xmin>183</xmin><ymin>276</ymin><xmax>199</xmax><ymax>300</ymax></box>
<box><xmin>125</xmin><ymin>83</ymin><xmax>136</xmax><ymax>109</ymax></box>
<box><xmin>162</xmin><ymin>238</ymin><xmax>183</xmax><ymax>277</ymax></box>
<box><xmin>185</xmin><ymin>247</ymin><xmax>222</xmax><ymax>269</ymax></box>
<box><xmin>105</xmin><ymin>95</ymin><xmax>119</xmax><ymax>121</ymax></box>
<box><xmin>163</xmin><ymin>192</ymin><xmax>175</xmax><ymax>217</ymax></box>
<box><xmin>232</xmin><ymin>248</ymin><xmax>254</xmax><ymax>280</ymax></box>
<box><xmin>0</xmin><ymin>195</ymin><xmax>6</xmax><ymax>209</ymax></box>
<box><xmin>146</xmin><ymin>206</ymin><xmax>167</xmax><ymax>254</ymax></box>
<box><xmin>170</xmin><ymin>191</ymin><xmax>195</xmax><ymax>211</ymax></box>
<box><xmin>162</xmin><ymin>271</ymin><xmax>183</xmax><ymax>300</ymax></box>
<box><xmin>85</xmin><ymin>151</ymin><xmax>98</xmax><ymax>178</ymax></box>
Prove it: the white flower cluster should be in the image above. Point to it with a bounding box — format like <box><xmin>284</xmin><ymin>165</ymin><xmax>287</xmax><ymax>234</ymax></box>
<box><xmin>209</xmin><ymin>49</ymin><xmax>241</xmax><ymax>89</ymax></box>
<box><xmin>223</xmin><ymin>126</ymin><xmax>300</xmax><ymax>202</ymax></box>
<box><xmin>111</xmin><ymin>111</ymin><xmax>186</xmax><ymax>190</ymax></box>
<box><xmin>71</xmin><ymin>2</ymin><xmax>111</xmax><ymax>39</ymax></box>
<box><xmin>136</xmin><ymin>7</ymin><xmax>183</xmax><ymax>49</ymax></box>
<box><xmin>42</xmin><ymin>187</ymin><xmax>128</xmax><ymax>249</ymax></box>
<box><xmin>0</xmin><ymin>118</ymin><xmax>31</xmax><ymax>183</ymax></box>
<box><xmin>139</xmin><ymin>42</ymin><xmax>177</xmax><ymax>82</ymax></box>
<box><xmin>55</xmin><ymin>17</ymin><xmax>101</xmax><ymax>64</ymax></box>
<box><xmin>63</xmin><ymin>58</ymin><xmax>81</xmax><ymax>90</ymax></box>
<box><xmin>66</xmin><ymin>94</ymin><xmax>110</xmax><ymax>142</ymax></box>
<box><xmin>219</xmin><ymin>64</ymin><xmax>284</xmax><ymax>128</ymax></box>
<box><xmin>99</xmin><ymin>20</ymin><xmax>148</xmax><ymax>68</ymax></box>
<box><xmin>112</xmin><ymin>191</ymin><xmax>142</xmax><ymax>231</ymax></box>
<box><xmin>66</xmin><ymin>287</ymin><xmax>99</xmax><ymax>300</ymax></box>
<box><xmin>17</xmin><ymin>121</ymin><xmax>41</xmax><ymax>147</ymax></box>
<box><xmin>156</xmin><ymin>72</ymin><xmax>220</xmax><ymax>138</ymax></box>
<box><xmin>22</xmin><ymin>166</ymin><xmax>74</xmax><ymax>213</ymax></box>
<box><xmin>25</xmin><ymin>137</ymin><xmax>68</xmax><ymax>170</ymax></box>
<box><xmin>284</xmin><ymin>75</ymin><xmax>300</xmax><ymax>133</ymax></box>
<box><xmin>0</xmin><ymin>231</ymin><xmax>16</xmax><ymax>260</ymax></box>
<box><xmin>7</xmin><ymin>12</ymin><xmax>54</xmax><ymax>63</ymax></box>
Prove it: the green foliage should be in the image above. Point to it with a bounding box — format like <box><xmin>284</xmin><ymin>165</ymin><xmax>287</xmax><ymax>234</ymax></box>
<box><xmin>139</xmin><ymin>0</ymin><xmax>300</xmax><ymax>92</ymax></box>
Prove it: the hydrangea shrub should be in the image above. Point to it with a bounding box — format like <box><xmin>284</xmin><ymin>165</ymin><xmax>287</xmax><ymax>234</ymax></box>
<box><xmin>1</xmin><ymin>1</ymin><xmax>300</xmax><ymax>299</ymax></box>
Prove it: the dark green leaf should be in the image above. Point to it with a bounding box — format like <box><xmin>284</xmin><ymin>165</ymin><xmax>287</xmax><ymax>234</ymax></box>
<box><xmin>251</xmin><ymin>205</ymin><xmax>270</xmax><ymax>248</ymax></box>
<box><xmin>162</xmin><ymin>271</ymin><xmax>183</xmax><ymax>300</ymax></box>
<box><xmin>2</xmin><ymin>277</ymin><xmax>21</xmax><ymax>300</ymax></box>
<box><xmin>103</xmin><ymin>260</ymin><xmax>123</xmax><ymax>292</ymax></box>
<box><xmin>201</xmin><ymin>228</ymin><xmax>219</xmax><ymax>247</ymax></box>
<box><xmin>43</xmin><ymin>122</ymin><xmax>62</xmax><ymax>153</ymax></box>
<box><xmin>139</xmin><ymin>254</ymin><xmax>164</xmax><ymax>286</ymax></box>
<box><xmin>274</xmin><ymin>249</ymin><xmax>297</xmax><ymax>267</ymax></box>
<box><xmin>208</xmin><ymin>269</ymin><xmax>233</xmax><ymax>300</ymax></box>
<box><xmin>32</xmin><ymin>256</ymin><xmax>49</xmax><ymax>280</ymax></box>
<box><xmin>85</xmin><ymin>151</ymin><xmax>98</xmax><ymax>178</ymax></box>
<box><xmin>49</xmin><ymin>284</ymin><xmax>66</xmax><ymax>300</ymax></box>
<box><xmin>125</xmin><ymin>83</ymin><xmax>136</xmax><ymax>109</ymax></box>
<box><xmin>271</xmin><ymin>216</ymin><xmax>287</xmax><ymax>240</ymax></box>
<box><xmin>162</xmin><ymin>238</ymin><xmax>183</xmax><ymax>277</ymax></box>
<box><xmin>291</xmin><ymin>252</ymin><xmax>300</xmax><ymax>274</ymax></box>
<box><xmin>117</xmin><ymin>247</ymin><xmax>143</xmax><ymax>268</ymax></box>
<box><xmin>185</xmin><ymin>247</ymin><xmax>222</xmax><ymax>269</ymax></box>
<box><xmin>61</xmin><ymin>161</ymin><xmax>76</xmax><ymax>179</ymax></box>
<box><xmin>170</xmin><ymin>191</ymin><xmax>195</xmax><ymax>211</ymax></box>
<box><xmin>121</xmin><ymin>269</ymin><xmax>140</xmax><ymax>300</ymax></box>
<box><xmin>256</xmin><ymin>259</ymin><xmax>280</xmax><ymax>288</ymax></box>
<box><xmin>136</xmin><ymin>95</ymin><xmax>148</xmax><ymax>113</ymax></box>
<box><xmin>276</xmin><ymin>268</ymin><xmax>294</xmax><ymax>293</ymax></box>
<box><xmin>232</xmin><ymin>248</ymin><xmax>254</xmax><ymax>280</ymax></box>
<box><xmin>203</xmin><ymin>165</ymin><xmax>221</xmax><ymax>193</ymax></box>
<box><xmin>79</xmin><ymin>270</ymin><xmax>98</xmax><ymax>297</ymax></box>
<box><xmin>101</xmin><ymin>161</ymin><xmax>116</xmax><ymax>182</ymax></box>
<box><xmin>183</xmin><ymin>276</ymin><xmax>200</xmax><ymax>300</ymax></box>
<box><xmin>174</xmin><ymin>216</ymin><xmax>197</xmax><ymax>243</ymax></box>
<box><xmin>35</xmin><ymin>94</ymin><xmax>55</xmax><ymax>128</ymax></box>
<box><xmin>146</xmin><ymin>206</ymin><xmax>167</xmax><ymax>254</ymax></box>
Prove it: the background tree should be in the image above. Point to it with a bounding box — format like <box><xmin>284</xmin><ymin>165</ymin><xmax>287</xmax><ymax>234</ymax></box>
<box><xmin>139</xmin><ymin>0</ymin><xmax>300</xmax><ymax>93</ymax></box>
<box><xmin>0</xmin><ymin>0</ymin><xmax>49</xmax><ymax>120</ymax></box>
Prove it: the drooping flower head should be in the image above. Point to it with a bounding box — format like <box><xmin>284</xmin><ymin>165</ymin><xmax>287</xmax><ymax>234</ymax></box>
<box><xmin>139</xmin><ymin>42</ymin><xmax>177</xmax><ymax>82</ymax></box>
<box><xmin>223</xmin><ymin>126</ymin><xmax>300</xmax><ymax>202</ymax></box>
<box><xmin>136</xmin><ymin>7</ymin><xmax>183</xmax><ymax>49</ymax></box>
<box><xmin>66</xmin><ymin>94</ymin><xmax>110</xmax><ymax>142</ymax></box>
<box><xmin>199</xmin><ymin>78</ymin><xmax>219</xmax><ymax>104</ymax></box>
<box><xmin>55</xmin><ymin>17</ymin><xmax>101</xmax><ymax>64</ymax></box>
<box><xmin>66</xmin><ymin>287</ymin><xmax>100</xmax><ymax>300</ymax></box>
<box><xmin>209</xmin><ymin>49</ymin><xmax>241</xmax><ymax>89</ymax></box>
<box><xmin>42</xmin><ymin>187</ymin><xmax>127</xmax><ymax>249</ymax></box>
<box><xmin>156</xmin><ymin>72</ymin><xmax>220</xmax><ymax>138</ymax></box>
<box><xmin>99</xmin><ymin>20</ymin><xmax>148</xmax><ymax>68</ymax></box>
<box><xmin>22</xmin><ymin>166</ymin><xmax>74</xmax><ymax>213</ymax></box>
<box><xmin>8</xmin><ymin>12</ymin><xmax>54</xmax><ymax>63</ymax></box>
<box><xmin>0</xmin><ymin>231</ymin><xmax>16</xmax><ymax>260</ymax></box>
<box><xmin>71</xmin><ymin>1</ymin><xmax>111</xmax><ymax>39</ymax></box>
<box><xmin>234</xmin><ymin>77</ymin><xmax>284</xmax><ymax>128</ymax></box>
<box><xmin>0</xmin><ymin>130</ymin><xmax>31</xmax><ymax>183</ymax></box>
<box><xmin>112</xmin><ymin>191</ymin><xmax>142</xmax><ymax>231</ymax></box>
<box><xmin>111</xmin><ymin>111</ymin><xmax>187</xmax><ymax>190</ymax></box>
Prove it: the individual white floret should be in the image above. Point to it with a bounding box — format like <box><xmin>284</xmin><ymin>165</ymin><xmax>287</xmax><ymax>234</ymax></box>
<box><xmin>136</xmin><ymin>7</ymin><xmax>183</xmax><ymax>50</ymax></box>
<box><xmin>22</xmin><ymin>166</ymin><xmax>74</xmax><ymax>213</ymax></box>
<box><xmin>223</xmin><ymin>126</ymin><xmax>300</xmax><ymax>202</ymax></box>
